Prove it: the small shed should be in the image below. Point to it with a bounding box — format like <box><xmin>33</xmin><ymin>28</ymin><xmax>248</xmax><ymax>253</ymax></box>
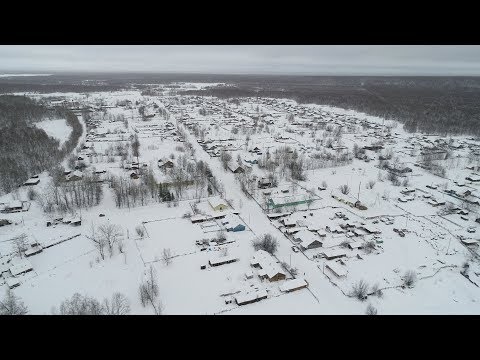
<box><xmin>208</xmin><ymin>255</ymin><xmax>238</xmax><ymax>267</ymax></box>
<box><xmin>228</xmin><ymin>224</ymin><xmax>246</xmax><ymax>232</ymax></box>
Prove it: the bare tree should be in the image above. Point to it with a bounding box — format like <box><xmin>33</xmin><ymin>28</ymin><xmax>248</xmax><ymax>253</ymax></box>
<box><xmin>216</xmin><ymin>229</ymin><xmax>227</xmax><ymax>244</ymax></box>
<box><xmin>58</xmin><ymin>293</ymin><xmax>104</xmax><ymax>315</ymax></box>
<box><xmin>350</xmin><ymin>280</ymin><xmax>369</xmax><ymax>301</ymax></box>
<box><xmin>86</xmin><ymin>223</ymin><xmax>106</xmax><ymax>260</ymax></box>
<box><xmin>27</xmin><ymin>187</ymin><xmax>37</xmax><ymax>200</ymax></box>
<box><xmin>339</xmin><ymin>184</ymin><xmax>351</xmax><ymax>195</ymax></box>
<box><xmin>103</xmin><ymin>292</ymin><xmax>131</xmax><ymax>315</ymax></box>
<box><xmin>139</xmin><ymin>265</ymin><xmax>162</xmax><ymax>314</ymax></box>
<box><xmin>363</xmin><ymin>241</ymin><xmax>376</xmax><ymax>254</ymax></box>
<box><xmin>366</xmin><ymin>180</ymin><xmax>376</xmax><ymax>189</ymax></box>
<box><xmin>370</xmin><ymin>283</ymin><xmax>383</xmax><ymax>298</ymax></box>
<box><xmin>12</xmin><ymin>234</ymin><xmax>28</xmax><ymax>259</ymax></box>
<box><xmin>252</xmin><ymin>234</ymin><xmax>278</xmax><ymax>255</ymax></box>
<box><xmin>135</xmin><ymin>225</ymin><xmax>145</xmax><ymax>238</ymax></box>
<box><xmin>219</xmin><ymin>247</ymin><xmax>229</xmax><ymax>257</ymax></box>
<box><xmin>0</xmin><ymin>288</ymin><xmax>28</xmax><ymax>315</ymax></box>
<box><xmin>97</xmin><ymin>223</ymin><xmax>123</xmax><ymax>258</ymax></box>
<box><xmin>117</xmin><ymin>238</ymin><xmax>125</xmax><ymax>254</ymax></box>
<box><xmin>162</xmin><ymin>248</ymin><xmax>172</xmax><ymax>266</ymax></box>
<box><xmin>403</xmin><ymin>270</ymin><xmax>417</xmax><ymax>288</ymax></box>
<box><xmin>365</xmin><ymin>303</ymin><xmax>378</xmax><ymax>315</ymax></box>
<box><xmin>131</xmin><ymin>133</ymin><xmax>140</xmax><ymax>165</ymax></box>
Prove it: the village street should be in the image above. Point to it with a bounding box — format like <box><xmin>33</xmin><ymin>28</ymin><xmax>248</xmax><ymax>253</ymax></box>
<box><xmin>177</xmin><ymin>119</ymin><xmax>361</xmax><ymax>313</ymax></box>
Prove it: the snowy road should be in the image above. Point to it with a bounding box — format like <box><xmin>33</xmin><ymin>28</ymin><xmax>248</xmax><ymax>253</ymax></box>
<box><xmin>177</xmin><ymin>120</ymin><xmax>361</xmax><ymax>314</ymax></box>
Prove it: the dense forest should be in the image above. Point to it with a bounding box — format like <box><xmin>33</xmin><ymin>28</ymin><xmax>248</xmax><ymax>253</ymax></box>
<box><xmin>0</xmin><ymin>95</ymin><xmax>83</xmax><ymax>193</ymax></box>
<box><xmin>179</xmin><ymin>77</ymin><xmax>480</xmax><ymax>136</ymax></box>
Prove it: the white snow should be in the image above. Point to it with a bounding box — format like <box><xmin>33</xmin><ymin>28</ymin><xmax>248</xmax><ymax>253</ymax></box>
<box><xmin>34</xmin><ymin>118</ymin><xmax>72</xmax><ymax>147</ymax></box>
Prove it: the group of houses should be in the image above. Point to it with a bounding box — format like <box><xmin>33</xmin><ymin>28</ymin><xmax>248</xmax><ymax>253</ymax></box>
<box><xmin>0</xmin><ymin>258</ymin><xmax>34</xmax><ymax>289</ymax></box>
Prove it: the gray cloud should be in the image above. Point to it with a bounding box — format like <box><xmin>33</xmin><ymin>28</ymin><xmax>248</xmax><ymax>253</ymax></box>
<box><xmin>0</xmin><ymin>45</ymin><xmax>480</xmax><ymax>75</ymax></box>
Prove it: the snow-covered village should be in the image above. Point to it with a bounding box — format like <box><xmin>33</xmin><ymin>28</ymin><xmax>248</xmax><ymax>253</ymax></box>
<box><xmin>1</xmin><ymin>46</ymin><xmax>480</xmax><ymax>316</ymax></box>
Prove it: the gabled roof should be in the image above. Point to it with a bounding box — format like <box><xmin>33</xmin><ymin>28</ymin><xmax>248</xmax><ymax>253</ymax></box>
<box><xmin>208</xmin><ymin>198</ymin><xmax>228</xmax><ymax>209</ymax></box>
<box><xmin>293</xmin><ymin>230</ymin><xmax>321</xmax><ymax>247</ymax></box>
<box><xmin>251</xmin><ymin>250</ymin><xmax>285</xmax><ymax>280</ymax></box>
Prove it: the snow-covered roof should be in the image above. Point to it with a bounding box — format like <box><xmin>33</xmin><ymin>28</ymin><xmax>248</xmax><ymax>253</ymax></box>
<box><xmin>208</xmin><ymin>198</ymin><xmax>228</xmax><ymax>209</ymax></box>
<box><xmin>283</xmin><ymin>217</ymin><xmax>296</xmax><ymax>226</ymax></box>
<box><xmin>67</xmin><ymin>170</ymin><xmax>83</xmax><ymax>180</ymax></box>
<box><xmin>285</xmin><ymin>227</ymin><xmax>302</xmax><ymax>234</ymax></box>
<box><xmin>279</xmin><ymin>278</ymin><xmax>308</xmax><ymax>292</ymax></box>
<box><xmin>267</xmin><ymin>212</ymin><xmax>291</xmax><ymax>219</ymax></box>
<box><xmin>235</xmin><ymin>292</ymin><xmax>257</xmax><ymax>304</ymax></box>
<box><xmin>23</xmin><ymin>178</ymin><xmax>40</xmax><ymax>185</ymax></box>
<box><xmin>191</xmin><ymin>214</ymin><xmax>207</xmax><ymax>222</ymax></box>
<box><xmin>323</xmin><ymin>249</ymin><xmax>347</xmax><ymax>259</ymax></box>
<box><xmin>466</xmin><ymin>174</ymin><xmax>480</xmax><ymax>181</ymax></box>
<box><xmin>235</xmin><ymin>289</ymin><xmax>267</xmax><ymax>304</ymax></box>
<box><xmin>8</xmin><ymin>200</ymin><xmax>22</xmax><ymax>209</ymax></box>
<box><xmin>325</xmin><ymin>261</ymin><xmax>348</xmax><ymax>277</ymax></box>
<box><xmin>9</xmin><ymin>259</ymin><xmax>33</xmax><ymax>276</ymax></box>
<box><xmin>348</xmin><ymin>241</ymin><xmax>364</xmax><ymax>249</ymax></box>
<box><xmin>6</xmin><ymin>277</ymin><xmax>20</xmax><ymax>288</ymax></box>
<box><xmin>209</xmin><ymin>255</ymin><xmax>237</xmax><ymax>266</ymax></box>
<box><xmin>294</xmin><ymin>230</ymin><xmax>321</xmax><ymax>247</ymax></box>
<box><xmin>25</xmin><ymin>245</ymin><xmax>43</xmax><ymax>256</ymax></box>
<box><xmin>362</xmin><ymin>225</ymin><xmax>381</xmax><ymax>234</ymax></box>
<box><xmin>251</xmin><ymin>250</ymin><xmax>285</xmax><ymax>280</ymax></box>
<box><xmin>327</xmin><ymin>225</ymin><xmax>344</xmax><ymax>233</ymax></box>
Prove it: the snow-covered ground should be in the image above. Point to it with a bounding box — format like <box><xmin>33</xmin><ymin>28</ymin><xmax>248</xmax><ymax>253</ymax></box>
<box><xmin>34</xmin><ymin>118</ymin><xmax>72</xmax><ymax>147</ymax></box>
<box><xmin>1</xmin><ymin>85</ymin><xmax>480</xmax><ymax>315</ymax></box>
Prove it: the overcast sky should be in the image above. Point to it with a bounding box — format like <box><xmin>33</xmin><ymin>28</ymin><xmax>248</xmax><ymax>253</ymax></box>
<box><xmin>0</xmin><ymin>45</ymin><xmax>479</xmax><ymax>76</ymax></box>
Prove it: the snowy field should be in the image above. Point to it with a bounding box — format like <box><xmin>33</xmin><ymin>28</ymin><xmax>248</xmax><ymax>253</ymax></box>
<box><xmin>34</xmin><ymin>118</ymin><xmax>72</xmax><ymax>147</ymax></box>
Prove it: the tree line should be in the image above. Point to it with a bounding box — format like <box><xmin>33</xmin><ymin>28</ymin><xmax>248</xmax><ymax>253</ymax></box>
<box><xmin>0</xmin><ymin>95</ymin><xmax>83</xmax><ymax>193</ymax></box>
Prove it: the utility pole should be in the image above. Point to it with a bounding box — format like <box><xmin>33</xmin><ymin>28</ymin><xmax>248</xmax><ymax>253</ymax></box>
<box><xmin>357</xmin><ymin>181</ymin><xmax>361</xmax><ymax>202</ymax></box>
